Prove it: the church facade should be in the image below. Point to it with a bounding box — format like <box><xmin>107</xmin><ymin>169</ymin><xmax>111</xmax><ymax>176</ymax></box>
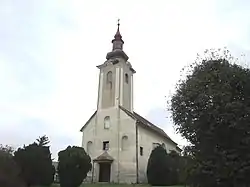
<box><xmin>80</xmin><ymin>23</ymin><xmax>181</xmax><ymax>184</ymax></box>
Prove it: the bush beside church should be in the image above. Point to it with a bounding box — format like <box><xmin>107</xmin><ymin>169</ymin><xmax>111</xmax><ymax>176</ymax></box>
<box><xmin>146</xmin><ymin>145</ymin><xmax>189</xmax><ymax>186</ymax></box>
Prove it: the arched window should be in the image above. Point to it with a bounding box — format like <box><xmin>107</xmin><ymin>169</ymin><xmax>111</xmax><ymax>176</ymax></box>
<box><xmin>104</xmin><ymin>116</ymin><xmax>110</xmax><ymax>129</ymax></box>
<box><xmin>106</xmin><ymin>71</ymin><xmax>112</xmax><ymax>89</ymax></box>
<box><xmin>125</xmin><ymin>73</ymin><xmax>129</xmax><ymax>83</ymax></box>
<box><xmin>121</xmin><ymin>135</ymin><xmax>128</xmax><ymax>150</ymax></box>
<box><xmin>87</xmin><ymin>141</ymin><xmax>93</xmax><ymax>154</ymax></box>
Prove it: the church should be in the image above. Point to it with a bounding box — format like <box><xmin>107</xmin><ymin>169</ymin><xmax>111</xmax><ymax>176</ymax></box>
<box><xmin>80</xmin><ymin>22</ymin><xmax>181</xmax><ymax>184</ymax></box>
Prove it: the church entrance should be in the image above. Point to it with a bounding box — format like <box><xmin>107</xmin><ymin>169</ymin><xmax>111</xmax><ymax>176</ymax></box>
<box><xmin>99</xmin><ymin>163</ymin><xmax>111</xmax><ymax>182</ymax></box>
<box><xmin>93</xmin><ymin>151</ymin><xmax>113</xmax><ymax>183</ymax></box>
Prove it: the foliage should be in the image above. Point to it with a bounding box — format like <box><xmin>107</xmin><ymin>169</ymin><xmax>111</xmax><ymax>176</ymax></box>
<box><xmin>36</xmin><ymin>135</ymin><xmax>50</xmax><ymax>146</ymax></box>
<box><xmin>147</xmin><ymin>145</ymin><xmax>170</xmax><ymax>186</ymax></box>
<box><xmin>14</xmin><ymin>135</ymin><xmax>55</xmax><ymax>187</ymax></box>
<box><xmin>165</xmin><ymin>150</ymin><xmax>180</xmax><ymax>185</ymax></box>
<box><xmin>146</xmin><ymin>147</ymin><xmax>191</xmax><ymax>186</ymax></box>
<box><xmin>165</xmin><ymin>149</ymin><xmax>195</xmax><ymax>186</ymax></box>
<box><xmin>170</xmin><ymin>48</ymin><xmax>250</xmax><ymax>186</ymax></box>
<box><xmin>178</xmin><ymin>156</ymin><xmax>196</xmax><ymax>185</ymax></box>
<box><xmin>0</xmin><ymin>146</ymin><xmax>26</xmax><ymax>187</ymax></box>
<box><xmin>58</xmin><ymin>146</ymin><xmax>92</xmax><ymax>187</ymax></box>
<box><xmin>0</xmin><ymin>144</ymin><xmax>14</xmax><ymax>155</ymax></box>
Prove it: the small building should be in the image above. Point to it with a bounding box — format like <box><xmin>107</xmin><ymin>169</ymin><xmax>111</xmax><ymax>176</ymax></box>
<box><xmin>80</xmin><ymin>22</ymin><xmax>181</xmax><ymax>184</ymax></box>
<box><xmin>52</xmin><ymin>161</ymin><xmax>59</xmax><ymax>183</ymax></box>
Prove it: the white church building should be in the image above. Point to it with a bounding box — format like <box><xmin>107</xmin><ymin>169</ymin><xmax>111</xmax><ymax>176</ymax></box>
<box><xmin>80</xmin><ymin>22</ymin><xmax>181</xmax><ymax>184</ymax></box>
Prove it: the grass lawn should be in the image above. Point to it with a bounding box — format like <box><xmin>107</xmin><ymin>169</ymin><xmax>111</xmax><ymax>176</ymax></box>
<box><xmin>48</xmin><ymin>184</ymin><xmax>184</xmax><ymax>187</ymax></box>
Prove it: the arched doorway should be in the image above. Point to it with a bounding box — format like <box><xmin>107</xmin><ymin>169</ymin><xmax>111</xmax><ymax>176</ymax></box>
<box><xmin>93</xmin><ymin>151</ymin><xmax>114</xmax><ymax>182</ymax></box>
<box><xmin>99</xmin><ymin>162</ymin><xmax>111</xmax><ymax>182</ymax></box>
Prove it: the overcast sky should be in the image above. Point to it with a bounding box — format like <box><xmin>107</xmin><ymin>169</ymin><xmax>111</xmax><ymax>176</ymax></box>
<box><xmin>1</xmin><ymin>0</ymin><xmax>250</xmax><ymax>159</ymax></box>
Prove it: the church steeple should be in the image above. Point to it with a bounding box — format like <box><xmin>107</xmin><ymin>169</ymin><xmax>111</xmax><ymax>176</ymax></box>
<box><xmin>112</xmin><ymin>19</ymin><xmax>123</xmax><ymax>51</ymax></box>
<box><xmin>106</xmin><ymin>20</ymin><xmax>129</xmax><ymax>61</ymax></box>
<box><xmin>97</xmin><ymin>20</ymin><xmax>135</xmax><ymax>111</ymax></box>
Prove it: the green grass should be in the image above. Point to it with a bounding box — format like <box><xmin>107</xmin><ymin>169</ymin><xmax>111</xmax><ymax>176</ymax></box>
<box><xmin>50</xmin><ymin>184</ymin><xmax>149</xmax><ymax>187</ymax></box>
<box><xmin>47</xmin><ymin>184</ymin><xmax>183</xmax><ymax>187</ymax></box>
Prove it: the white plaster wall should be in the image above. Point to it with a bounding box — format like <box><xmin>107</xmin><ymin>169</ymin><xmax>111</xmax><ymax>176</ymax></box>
<box><xmin>82</xmin><ymin>57</ymin><xmax>180</xmax><ymax>184</ymax></box>
<box><xmin>118</xmin><ymin>109</ymin><xmax>137</xmax><ymax>183</ymax></box>
<box><xmin>81</xmin><ymin>108</ymin><xmax>137</xmax><ymax>183</ymax></box>
<box><xmin>81</xmin><ymin>113</ymin><xmax>97</xmax><ymax>182</ymax></box>
<box><xmin>82</xmin><ymin>114</ymin><xmax>96</xmax><ymax>150</ymax></box>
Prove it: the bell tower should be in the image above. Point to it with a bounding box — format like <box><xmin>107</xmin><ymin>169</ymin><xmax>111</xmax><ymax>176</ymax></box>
<box><xmin>96</xmin><ymin>20</ymin><xmax>136</xmax><ymax>112</ymax></box>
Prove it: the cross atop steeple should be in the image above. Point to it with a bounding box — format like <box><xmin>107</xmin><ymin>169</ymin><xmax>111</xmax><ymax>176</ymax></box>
<box><xmin>106</xmin><ymin>20</ymin><xmax>128</xmax><ymax>61</ymax></box>
<box><xmin>112</xmin><ymin>19</ymin><xmax>123</xmax><ymax>49</ymax></box>
<box><xmin>117</xmin><ymin>18</ymin><xmax>120</xmax><ymax>27</ymax></box>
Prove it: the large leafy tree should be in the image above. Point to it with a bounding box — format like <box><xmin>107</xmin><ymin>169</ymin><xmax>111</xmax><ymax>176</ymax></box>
<box><xmin>170</xmin><ymin>49</ymin><xmax>250</xmax><ymax>186</ymax></box>
<box><xmin>147</xmin><ymin>145</ymin><xmax>170</xmax><ymax>186</ymax></box>
<box><xmin>166</xmin><ymin>150</ymin><xmax>180</xmax><ymax>185</ymax></box>
<box><xmin>178</xmin><ymin>147</ymin><xmax>196</xmax><ymax>186</ymax></box>
<box><xmin>0</xmin><ymin>144</ymin><xmax>14</xmax><ymax>155</ymax></box>
<box><xmin>58</xmin><ymin>146</ymin><xmax>92</xmax><ymax>187</ymax></box>
<box><xmin>0</xmin><ymin>145</ymin><xmax>26</xmax><ymax>187</ymax></box>
<box><xmin>14</xmin><ymin>135</ymin><xmax>55</xmax><ymax>187</ymax></box>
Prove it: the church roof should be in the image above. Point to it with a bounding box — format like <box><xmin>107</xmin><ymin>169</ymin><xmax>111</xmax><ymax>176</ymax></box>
<box><xmin>119</xmin><ymin>106</ymin><xmax>178</xmax><ymax>146</ymax></box>
<box><xmin>80</xmin><ymin>111</ymin><xmax>97</xmax><ymax>132</ymax></box>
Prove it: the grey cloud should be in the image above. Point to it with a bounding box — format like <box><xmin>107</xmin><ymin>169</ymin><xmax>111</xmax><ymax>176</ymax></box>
<box><xmin>0</xmin><ymin>118</ymin><xmax>51</xmax><ymax>144</ymax></box>
<box><xmin>215</xmin><ymin>0</ymin><xmax>250</xmax><ymax>15</ymax></box>
<box><xmin>1</xmin><ymin>0</ymin><xmax>250</xmax><ymax>160</ymax></box>
<box><xmin>0</xmin><ymin>116</ymin><xmax>79</xmax><ymax>159</ymax></box>
<box><xmin>226</xmin><ymin>43</ymin><xmax>250</xmax><ymax>67</ymax></box>
<box><xmin>146</xmin><ymin>107</ymin><xmax>172</xmax><ymax>130</ymax></box>
<box><xmin>49</xmin><ymin>135</ymin><xmax>79</xmax><ymax>160</ymax></box>
<box><xmin>146</xmin><ymin>107</ymin><xmax>189</xmax><ymax>147</ymax></box>
<box><xmin>0</xmin><ymin>1</ymin><xmax>64</xmax><ymax>102</ymax></box>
